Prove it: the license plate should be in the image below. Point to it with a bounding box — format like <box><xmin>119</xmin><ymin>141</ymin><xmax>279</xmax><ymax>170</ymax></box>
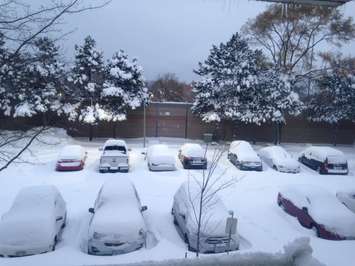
<box><xmin>193</xmin><ymin>160</ymin><xmax>202</xmax><ymax>164</ymax></box>
<box><xmin>110</xmin><ymin>167</ymin><xmax>118</xmax><ymax>170</ymax></box>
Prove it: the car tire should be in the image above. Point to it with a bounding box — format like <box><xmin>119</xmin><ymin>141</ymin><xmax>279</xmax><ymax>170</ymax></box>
<box><xmin>121</xmin><ymin>169</ymin><xmax>129</xmax><ymax>173</ymax></box>
<box><xmin>173</xmin><ymin>215</ymin><xmax>178</xmax><ymax>225</ymax></box>
<box><xmin>52</xmin><ymin>237</ymin><xmax>57</xmax><ymax>251</ymax></box>
<box><xmin>273</xmin><ymin>165</ymin><xmax>278</xmax><ymax>171</ymax></box>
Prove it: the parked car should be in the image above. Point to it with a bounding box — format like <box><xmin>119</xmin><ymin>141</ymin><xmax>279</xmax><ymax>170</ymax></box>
<box><xmin>298</xmin><ymin>146</ymin><xmax>348</xmax><ymax>175</ymax></box>
<box><xmin>56</xmin><ymin>145</ymin><xmax>87</xmax><ymax>171</ymax></box>
<box><xmin>258</xmin><ymin>146</ymin><xmax>300</xmax><ymax>173</ymax></box>
<box><xmin>0</xmin><ymin>186</ymin><xmax>67</xmax><ymax>257</ymax></box>
<box><xmin>171</xmin><ymin>181</ymin><xmax>239</xmax><ymax>253</ymax></box>
<box><xmin>337</xmin><ymin>190</ymin><xmax>355</xmax><ymax>214</ymax></box>
<box><xmin>99</xmin><ymin>139</ymin><xmax>129</xmax><ymax>173</ymax></box>
<box><xmin>147</xmin><ymin>144</ymin><xmax>176</xmax><ymax>171</ymax></box>
<box><xmin>228</xmin><ymin>140</ymin><xmax>262</xmax><ymax>171</ymax></box>
<box><xmin>277</xmin><ymin>185</ymin><xmax>355</xmax><ymax>240</ymax></box>
<box><xmin>87</xmin><ymin>178</ymin><xmax>148</xmax><ymax>255</ymax></box>
<box><xmin>178</xmin><ymin>143</ymin><xmax>207</xmax><ymax>169</ymax></box>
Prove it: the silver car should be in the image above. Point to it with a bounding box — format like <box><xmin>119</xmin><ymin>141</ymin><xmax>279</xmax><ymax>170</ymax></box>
<box><xmin>171</xmin><ymin>181</ymin><xmax>239</xmax><ymax>253</ymax></box>
<box><xmin>0</xmin><ymin>186</ymin><xmax>67</xmax><ymax>257</ymax></box>
<box><xmin>87</xmin><ymin>178</ymin><xmax>148</xmax><ymax>255</ymax></box>
<box><xmin>99</xmin><ymin>139</ymin><xmax>129</xmax><ymax>173</ymax></box>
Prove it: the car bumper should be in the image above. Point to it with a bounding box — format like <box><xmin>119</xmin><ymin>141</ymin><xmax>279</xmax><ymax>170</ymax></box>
<box><xmin>325</xmin><ymin>169</ymin><xmax>348</xmax><ymax>175</ymax></box>
<box><xmin>239</xmin><ymin>165</ymin><xmax>262</xmax><ymax>171</ymax></box>
<box><xmin>189</xmin><ymin>236</ymin><xmax>239</xmax><ymax>253</ymax></box>
<box><xmin>56</xmin><ymin>164</ymin><xmax>83</xmax><ymax>171</ymax></box>
<box><xmin>278</xmin><ymin>168</ymin><xmax>300</xmax><ymax>174</ymax></box>
<box><xmin>99</xmin><ymin>164</ymin><xmax>129</xmax><ymax>172</ymax></box>
<box><xmin>183</xmin><ymin>160</ymin><xmax>207</xmax><ymax>169</ymax></box>
<box><xmin>0</xmin><ymin>243</ymin><xmax>52</xmax><ymax>257</ymax></box>
<box><xmin>88</xmin><ymin>239</ymin><xmax>143</xmax><ymax>255</ymax></box>
<box><xmin>149</xmin><ymin>164</ymin><xmax>176</xmax><ymax>171</ymax></box>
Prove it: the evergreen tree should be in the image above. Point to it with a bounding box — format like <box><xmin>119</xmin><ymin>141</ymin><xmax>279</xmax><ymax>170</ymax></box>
<box><xmin>308</xmin><ymin>72</ymin><xmax>355</xmax><ymax>144</ymax></box>
<box><xmin>69</xmin><ymin>36</ymin><xmax>105</xmax><ymax>125</ymax></box>
<box><xmin>101</xmin><ymin>50</ymin><xmax>148</xmax><ymax>122</ymax></box>
<box><xmin>20</xmin><ymin>37</ymin><xmax>65</xmax><ymax>124</ymax></box>
<box><xmin>192</xmin><ymin>33</ymin><xmax>303</xmax><ymax>143</ymax></box>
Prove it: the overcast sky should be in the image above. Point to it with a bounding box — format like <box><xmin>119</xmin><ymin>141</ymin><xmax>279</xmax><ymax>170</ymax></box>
<box><xmin>59</xmin><ymin>0</ymin><xmax>355</xmax><ymax>82</ymax></box>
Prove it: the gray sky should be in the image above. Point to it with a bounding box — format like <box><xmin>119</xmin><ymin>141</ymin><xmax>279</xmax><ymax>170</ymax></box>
<box><xmin>59</xmin><ymin>0</ymin><xmax>355</xmax><ymax>81</ymax></box>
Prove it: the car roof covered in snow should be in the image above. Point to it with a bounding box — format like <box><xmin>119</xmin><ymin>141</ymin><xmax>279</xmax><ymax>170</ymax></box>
<box><xmin>58</xmin><ymin>145</ymin><xmax>84</xmax><ymax>160</ymax></box>
<box><xmin>229</xmin><ymin>140</ymin><xmax>260</xmax><ymax>162</ymax></box>
<box><xmin>147</xmin><ymin>144</ymin><xmax>175</xmax><ymax>164</ymax></box>
<box><xmin>103</xmin><ymin>139</ymin><xmax>127</xmax><ymax>148</ymax></box>
<box><xmin>302</xmin><ymin>146</ymin><xmax>346</xmax><ymax>163</ymax></box>
<box><xmin>90</xmin><ymin>178</ymin><xmax>145</xmax><ymax>238</ymax></box>
<box><xmin>259</xmin><ymin>146</ymin><xmax>291</xmax><ymax>159</ymax></box>
<box><xmin>280</xmin><ymin>185</ymin><xmax>355</xmax><ymax>237</ymax></box>
<box><xmin>176</xmin><ymin>181</ymin><xmax>230</xmax><ymax>236</ymax></box>
<box><xmin>180</xmin><ymin>143</ymin><xmax>205</xmax><ymax>158</ymax></box>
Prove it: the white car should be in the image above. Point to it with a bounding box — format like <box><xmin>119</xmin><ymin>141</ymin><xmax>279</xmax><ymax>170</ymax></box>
<box><xmin>99</xmin><ymin>139</ymin><xmax>129</xmax><ymax>173</ymax></box>
<box><xmin>87</xmin><ymin>178</ymin><xmax>148</xmax><ymax>255</ymax></box>
<box><xmin>228</xmin><ymin>140</ymin><xmax>262</xmax><ymax>171</ymax></box>
<box><xmin>147</xmin><ymin>144</ymin><xmax>176</xmax><ymax>171</ymax></box>
<box><xmin>0</xmin><ymin>186</ymin><xmax>67</xmax><ymax>257</ymax></box>
<box><xmin>258</xmin><ymin>146</ymin><xmax>300</xmax><ymax>173</ymax></box>
<box><xmin>171</xmin><ymin>181</ymin><xmax>239</xmax><ymax>253</ymax></box>
<box><xmin>178</xmin><ymin>143</ymin><xmax>207</xmax><ymax>169</ymax></box>
<box><xmin>299</xmin><ymin>146</ymin><xmax>348</xmax><ymax>175</ymax></box>
<box><xmin>56</xmin><ymin>145</ymin><xmax>87</xmax><ymax>171</ymax></box>
<box><xmin>337</xmin><ymin>190</ymin><xmax>355</xmax><ymax>214</ymax></box>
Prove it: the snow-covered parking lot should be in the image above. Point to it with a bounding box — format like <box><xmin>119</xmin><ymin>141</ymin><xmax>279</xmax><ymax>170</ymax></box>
<box><xmin>0</xmin><ymin>129</ymin><xmax>355</xmax><ymax>266</ymax></box>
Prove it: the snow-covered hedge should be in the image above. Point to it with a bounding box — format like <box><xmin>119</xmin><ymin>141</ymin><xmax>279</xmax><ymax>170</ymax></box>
<box><xmin>91</xmin><ymin>238</ymin><xmax>324</xmax><ymax>266</ymax></box>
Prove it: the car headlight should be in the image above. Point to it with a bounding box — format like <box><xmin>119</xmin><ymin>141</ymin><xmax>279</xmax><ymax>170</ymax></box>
<box><xmin>93</xmin><ymin>232</ymin><xmax>106</xmax><ymax>240</ymax></box>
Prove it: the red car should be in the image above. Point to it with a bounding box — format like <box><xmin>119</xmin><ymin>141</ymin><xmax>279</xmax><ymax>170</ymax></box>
<box><xmin>277</xmin><ymin>185</ymin><xmax>355</xmax><ymax>240</ymax></box>
<box><xmin>56</xmin><ymin>145</ymin><xmax>87</xmax><ymax>171</ymax></box>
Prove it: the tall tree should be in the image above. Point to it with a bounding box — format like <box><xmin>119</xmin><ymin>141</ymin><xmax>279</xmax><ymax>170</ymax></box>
<box><xmin>192</xmin><ymin>32</ymin><xmax>302</xmax><ymax>143</ymax></box>
<box><xmin>307</xmin><ymin>71</ymin><xmax>355</xmax><ymax>145</ymax></box>
<box><xmin>242</xmin><ymin>4</ymin><xmax>355</xmax><ymax>75</ymax></box>
<box><xmin>69</xmin><ymin>35</ymin><xmax>105</xmax><ymax>140</ymax></box>
<box><xmin>101</xmin><ymin>50</ymin><xmax>149</xmax><ymax>136</ymax></box>
<box><xmin>149</xmin><ymin>73</ymin><xmax>192</xmax><ymax>102</ymax></box>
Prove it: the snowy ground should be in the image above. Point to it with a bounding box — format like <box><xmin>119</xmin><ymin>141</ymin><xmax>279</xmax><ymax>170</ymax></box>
<box><xmin>0</xmin><ymin>129</ymin><xmax>354</xmax><ymax>266</ymax></box>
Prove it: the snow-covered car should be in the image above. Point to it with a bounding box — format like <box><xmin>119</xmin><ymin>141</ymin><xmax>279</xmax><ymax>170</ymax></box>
<box><xmin>228</xmin><ymin>140</ymin><xmax>262</xmax><ymax>171</ymax></box>
<box><xmin>336</xmin><ymin>190</ymin><xmax>355</xmax><ymax>214</ymax></box>
<box><xmin>258</xmin><ymin>146</ymin><xmax>300</xmax><ymax>173</ymax></box>
<box><xmin>298</xmin><ymin>146</ymin><xmax>348</xmax><ymax>175</ymax></box>
<box><xmin>178</xmin><ymin>143</ymin><xmax>207</xmax><ymax>169</ymax></box>
<box><xmin>171</xmin><ymin>181</ymin><xmax>239</xmax><ymax>253</ymax></box>
<box><xmin>87</xmin><ymin>178</ymin><xmax>148</xmax><ymax>255</ymax></box>
<box><xmin>147</xmin><ymin>144</ymin><xmax>176</xmax><ymax>171</ymax></box>
<box><xmin>56</xmin><ymin>145</ymin><xmax>87</xmax><ymax>171</ymax></box>
<box><xmin>0</xmin><ymin>186</ymin><xmax>67</xmax><ymax>257</ymax></box>
<box><xmin>277</xmin><ymin>185</ymin><xmax>355</xmax><ymax>240</ymax></box>
<box><xmin>99</xmin><ymin>139</ymin><xmax>129</xmax><ymax>173</ymax></box>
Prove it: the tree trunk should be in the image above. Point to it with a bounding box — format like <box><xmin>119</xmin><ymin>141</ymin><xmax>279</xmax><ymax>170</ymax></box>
<box><xmin>42</xmin><ymin>112</ymin><xmax>48</xmax><ymax>127</ymax></box>
<box><xmin>274</xmin><ymin>122</ymin><xmax>282</xmax><ymax>145</ymax></box>
<box><xmin>333</xmin><ymin>124</ymin><xmax>338</xmax><ymax>146</ymax></box>
<box><xmin>89</xmin><ymin>124</ymin><xmax>93</xmax><ymax>142</ymax></box>
<box><xmin>113</xmin><ymin>122</ymin><xmax>117</xmax><ymax>138</ymax></box>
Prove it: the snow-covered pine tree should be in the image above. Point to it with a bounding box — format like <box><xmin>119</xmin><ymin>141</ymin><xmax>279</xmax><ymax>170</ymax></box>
<box><xmin>68</xmin><ymin>36</ymin><xmax>105</xmax><ymax>140</ymax></box>
<box><xmin>192</xmin><ymin>32</ymin><xmax>260</xmax><ymax>123</ymax></box>
<box><xmin>308</xmin><ymin>71</ymin><xmax>355</xmax><ymax>144</ymax></box>
<box><xmin>192</xmin><ymin>32</ymin><xmax>303</xmax><ymax>143</ymax></box>
<box><xmin>101</xmin><ymin>50</ymin><xmax>148</xmax><ymax>125</ymax></box>
<box><xmin>19</xmin><ymin>37</ymin><xmax>65</xmax><ymax>125</ymax></box>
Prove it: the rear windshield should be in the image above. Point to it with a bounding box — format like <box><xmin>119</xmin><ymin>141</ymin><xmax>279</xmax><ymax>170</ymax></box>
<box><xmin>104</xmin><ymin>146</ymin><xmax>126</xmax><ymax>153</ymax></box>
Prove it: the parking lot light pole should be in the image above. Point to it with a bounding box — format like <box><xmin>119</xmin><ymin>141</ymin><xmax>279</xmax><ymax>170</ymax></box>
<box><xmin>143</xmin><ymin>101</ymin><xmax>146</xmax><ymax>148</ymax></box>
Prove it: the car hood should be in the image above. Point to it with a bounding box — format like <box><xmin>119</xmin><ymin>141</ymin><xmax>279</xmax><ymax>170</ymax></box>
<box><xmin>89</xmin><ymin>204</ymin><xmax>146</xmax><ymax>241</ymax></box>
<box><xmin>0</xmin><ymin>213</ymin><xmax>54</xmax><ymax>246</ymax></box>
<box><xmin>274</xmin><ymin>158</ymin><xmax>299</xmax><ymax>169</ymax></box>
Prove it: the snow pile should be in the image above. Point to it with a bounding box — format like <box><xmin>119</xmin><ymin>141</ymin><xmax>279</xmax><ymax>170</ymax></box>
<box><xmin>91</xmin><ymin>238</ymin><xmax>324</xmax><ymax>266</ymax></box>
<box><xmin>180</xmin><ymin>143</ymin><xmax>206</xmax><ymax>158</ymax></box>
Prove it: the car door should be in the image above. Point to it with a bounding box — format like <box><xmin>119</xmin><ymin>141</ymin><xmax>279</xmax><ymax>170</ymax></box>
<box><xmin>54</xmin><ymin>196</ymin><xmax>65</xmax><ymax>233</ymax></box>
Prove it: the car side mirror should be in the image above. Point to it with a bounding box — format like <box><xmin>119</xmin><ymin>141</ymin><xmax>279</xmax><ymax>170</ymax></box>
<box><xmin>181</xmin><ymin>214</ymin><xmax>186</xmax><ymax>220</ymax></box>
<box><xmin>88</xmin><ymin>208</ymin><xmax>95</xmax><ymax>214</ymax></box>
<box><xmin>141</xmin><ymin>206</ymin><xmax>148</xmax><ymax>212</ymax></box>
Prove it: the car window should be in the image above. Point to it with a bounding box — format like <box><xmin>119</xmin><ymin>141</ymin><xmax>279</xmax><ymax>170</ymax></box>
<box><xmin>104</xmin><ymin>145</ymin><xmax>126</xmax><ymax>153</ymax></box>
